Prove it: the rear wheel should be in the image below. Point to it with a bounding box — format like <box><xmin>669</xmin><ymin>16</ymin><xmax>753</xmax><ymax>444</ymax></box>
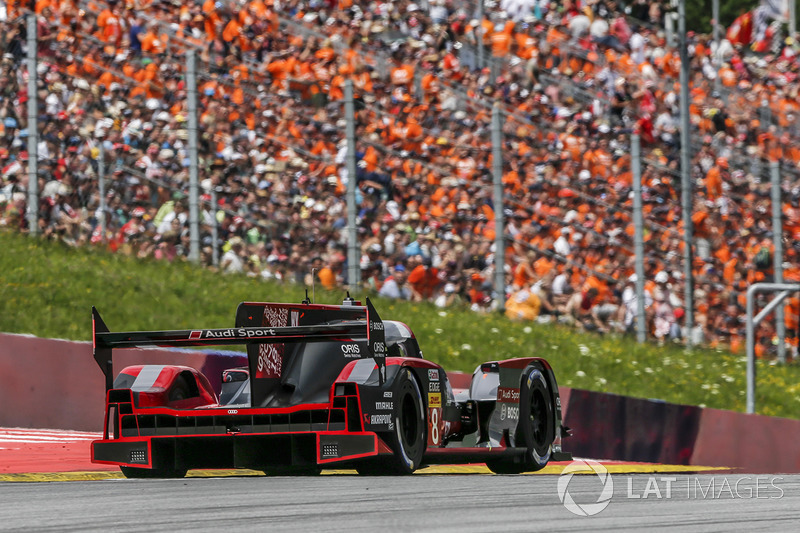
<box><xmin>357</xmin><ymin>368</ymin><xmax>426</xmax><ymax>475</ymax></box>
<box><xmin>486</xmin><ymin>366</ymin><xmax>554</xmax><ymax>474</ymax></box>
<box><xmin>168</xmin><ymin>375</ymin><xmax>191</xmax><ymax>402</ymax></box>
<box><xmin>120</xmin><ymin>466</ymin><xmax>187</xmax><ymax>479</ymax></box>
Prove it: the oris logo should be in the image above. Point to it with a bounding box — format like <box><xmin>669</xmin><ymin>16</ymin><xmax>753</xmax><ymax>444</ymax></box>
<box><xmin>341</xmin><ymin>344</ymin><xmax>361</xmax><ymax>357</ymax></box>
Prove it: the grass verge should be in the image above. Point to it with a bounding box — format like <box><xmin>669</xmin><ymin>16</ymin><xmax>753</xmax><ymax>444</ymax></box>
<box><xmin>2</xmin><ymin>230</ymin><xmax>799</xmax><ymax>419</ymax></box>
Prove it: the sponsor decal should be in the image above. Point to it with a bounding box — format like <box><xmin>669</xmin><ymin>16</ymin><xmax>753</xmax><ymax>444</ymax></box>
<box><xmin>383</xmin><ymin>391</ymin><xmax>393</xmax><ymax>398</ymax></box>
<box><xmin>370</xmin><ymin>414</ymin><xmax>392</xmax><ymax>425</ymax></box>
<box><xmin>429</xmin><ymin>380</ymin><xmax>441</xmax><ymax>393</ymax></box>
<box><xmin>500</xmin><ymin>404</ymin><xmax>518</xmax><ymax>421</ymax></box>
<box><xmin>257</xmin><ymin>343</ymin><xmax>282</xmax><ymax>379</ymax></box>
<box><xmin>497</xmin><ymin>387</ymin><xmax>520</xmax><ymax>402</ymax></box>
<box><xmin>372</xmin><ymin>341</ymin><xmax>386</xmax><ymax>355</ymax></box>
<box><xmin>366</xmin><ymin>300</ymin><xmax>387</xmax><ymax>384</ymax></box>
<box><xmin>200</xmin><ymin>328</ymin><xmax>235</xmax><ymax>338</ymax></box>
<box><xmin>256</xmin><ymin>306</ymin><xmax>288</xmax><ymax>379</ymax></box>
<box><xmin>366</xmin><ymin>412</ymin><xmax>394</xmax><ymax>430</ymax></box>
<box><xmin>263</xmin><ymin>306</ymin><xmax>289</xmax><ymax>328</ymax></box>
<box><xmin>290</xmin><ymin>310</ymin><xmax>299</xmax><ymax>327</ymax></box>
<box><xmin>341</xmin><ymin>344</ymin><xmax>361</xmax><ymax>357</ymax></box>
<box><xmin>427</xmin><ymin>369</ymin><xmax>439</xmax><ymax>381</ymax></box>
<box><xmin>194</xmin><ymin>327</ymin><xmax>280</xmax><ymax>339</ymax></box>
<box><xmin>227</xmin><ymin>409</ymin><xmax>238</xmax><ymax>415</ymax></box>
<box><xmin>375</xmin><ymin>402</ymin><xmax>393</xmax><ymax>410</ymax></box>
<box><xmin>428</xmin><ymin>393</ymin><xmax>442</xmax><ymax>408</ymax></box>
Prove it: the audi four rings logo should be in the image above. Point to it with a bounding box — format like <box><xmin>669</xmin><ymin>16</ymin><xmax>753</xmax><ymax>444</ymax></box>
<box><xmin>557</xmin><ymin>459</ymin><xmax>614</xmax><ymax>517</ymax></box>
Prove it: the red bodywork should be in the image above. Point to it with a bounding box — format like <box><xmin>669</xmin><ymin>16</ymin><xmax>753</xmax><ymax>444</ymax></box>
<box><xmin>115</xmin><ymin>365</ymin><xmax>218</xmax><ymax>409</ymax></box>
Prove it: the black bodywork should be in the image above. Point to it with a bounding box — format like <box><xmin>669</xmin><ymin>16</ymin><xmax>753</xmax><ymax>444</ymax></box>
<box><xmin>91</xmin><ymin>297</ymin><xmax>570</xmax><ymax>475</ymax></box>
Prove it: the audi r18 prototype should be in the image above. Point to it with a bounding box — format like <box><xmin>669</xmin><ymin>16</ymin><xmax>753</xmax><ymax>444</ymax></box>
<box><xmin>91</xmin><ymin>297</ymin><xmax>571</xmax><ymax>477</ymax></box>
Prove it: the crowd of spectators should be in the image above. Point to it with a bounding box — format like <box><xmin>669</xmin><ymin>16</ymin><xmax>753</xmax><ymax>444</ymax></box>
<box><xmin>1</xmin><ymin>0</ymin><xmax>800</xmax><ymax>357</ymax></box>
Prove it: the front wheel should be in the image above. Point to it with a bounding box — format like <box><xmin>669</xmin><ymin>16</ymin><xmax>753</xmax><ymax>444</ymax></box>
<box><xmin>358</xmin><ymin>368</ymin><xmax>426</xmax><ymax>475</ymax></box>
<box><xmin>486</xmin><ymin>366</ymin><xmax>554</xmax><ymax>474</ymax></box>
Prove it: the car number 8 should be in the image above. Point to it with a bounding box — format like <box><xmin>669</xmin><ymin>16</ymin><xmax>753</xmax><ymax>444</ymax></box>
<box><xmin>430</xmin><ymin>408</ymin><xmax>439</xmax><ymax>445</ymax></box>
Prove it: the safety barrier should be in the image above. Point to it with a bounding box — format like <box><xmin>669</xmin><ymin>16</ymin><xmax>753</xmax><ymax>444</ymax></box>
<box><xmin>560</xmin><ymin>387</ymin><xmax>800</xmax><ymax>473</ymax></box>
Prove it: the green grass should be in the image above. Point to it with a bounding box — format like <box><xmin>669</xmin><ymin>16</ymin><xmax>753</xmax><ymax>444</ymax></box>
<box><xmin>2</xmin><ymin>229</ymin><xmax>799</xmax><ymax>419</ymax></box>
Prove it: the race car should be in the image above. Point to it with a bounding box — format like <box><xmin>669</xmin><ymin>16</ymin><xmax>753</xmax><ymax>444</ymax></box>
<box><xmin>91</xmin><ymin>296</ymin><xmax>571</xmax><ymax>477</ymax></box>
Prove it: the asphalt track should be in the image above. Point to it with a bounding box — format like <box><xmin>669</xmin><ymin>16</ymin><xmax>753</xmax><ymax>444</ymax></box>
<box><xmin>2</xmin><ymin>429</ymin><xmax>798</xmax><ymax>530</ymax></box>
<box><xmin>1</xmin><ymin>472</ymin><xmax>798</xmax><ymax>531</ymax></box>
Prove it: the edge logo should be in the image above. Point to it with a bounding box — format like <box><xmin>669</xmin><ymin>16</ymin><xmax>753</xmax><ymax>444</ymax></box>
<box><xmin>557</xmin><ymin>459</ymin><xmax>614</xmax><ymax>517</ymax></box>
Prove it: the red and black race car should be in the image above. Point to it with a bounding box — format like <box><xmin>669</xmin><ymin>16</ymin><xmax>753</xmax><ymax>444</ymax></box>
<box><xmin>91</xmin><ymin>296</ymin><xmax>571</xmax><ymax>477</ymax></box>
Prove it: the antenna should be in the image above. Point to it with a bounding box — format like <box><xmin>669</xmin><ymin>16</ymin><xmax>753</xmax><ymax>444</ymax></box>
<box><xmin>343</xmin><ymin>291</ymin><xmax>356</xmax><ymax>306</ymax></box>
<box><xmin>311</xmin><ymin>267</ymin><xmax>317</xmax><ymax>304</ymax></box>
<box><xmin>301</xmin><ymin>289</ymin><xmax>311</xmax><ymax>305</ymax></box>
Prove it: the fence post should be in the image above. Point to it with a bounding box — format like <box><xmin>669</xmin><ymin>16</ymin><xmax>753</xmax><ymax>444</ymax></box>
<box><xmin>345</xmin><ymin>80</ymin><xmax>359</xmax><ymax>290</ymax></box>
<box><xmin>186</xmin><ymin>49</ymin><xmax>200</xmax><ymax>263</ymax></box>
<box><xmin>26</xmin><ymin>13</ymin><xmax>39</xmax><ymax>236</ymax></box>
<box><xmin>772</xmin><ymin>161</ymin><xmax>786</xmax><ymax>363</ymax></box>
<box><xmin>712</xmin><ymin>0</ymin><xmax>720</xmax><ymax>91</ymax></box>
<box><xmin>211</xmin><ymin>188</ymin><xmax>219</xmax><ymax>268</ymax></box>
<box><xmin>632</xmin><ymin>134</ymin><xmax>646</xmax><ymax>343</ymax></box>
<box><xmin>477</xmin><ymin>0</ymin><xmax>484</xmax><ymax>71</ymax></box>
<box><xmin>492</xmin><ymin>104</ymin><xmax>505</xmax><ymax>312</ymax></box>
<box><xmin>98</xmin><ymin>139</ymin><xmax>106</xmax><ymax>241</ymax></box>
<box><xmin>679</xmin><ymin>0</ymin><xmax>694</xmax><ymax>347</ymax></box>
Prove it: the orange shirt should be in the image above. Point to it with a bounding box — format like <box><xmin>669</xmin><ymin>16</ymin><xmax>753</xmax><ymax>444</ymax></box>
<box><xmin>407</xmin><ymin>265</ymin><xmax>440</xmax><ymax>299</ymax></box>
<box><xmin>491</xmin><ymin>31</ymin><xmax>512</xmax><ymax>57</ymax></box>
<box><xmin>317</xmin><ymin>267</ymin><xmax>337</xmax><ymax>290</ymax></box>
<box><xmin>390</xmin><ymin>64</ymin><xmax>415</xmax><ymax>87</ymax></box>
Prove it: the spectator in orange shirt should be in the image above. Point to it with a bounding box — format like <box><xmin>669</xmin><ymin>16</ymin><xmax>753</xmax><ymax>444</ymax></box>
<box><xmin>407</xmin><ymin>256</ymin><xmax>441</xmax><ymax>302</ymax></box>
<box><xmin>317</xmin><ymin>255</ymin><xmax>340</xmax><ymax>290</ymax></box>
<box><xmin>705</xmin><ymin>157</ymin><xmax>727</xmax><ymax>200</ymax></box>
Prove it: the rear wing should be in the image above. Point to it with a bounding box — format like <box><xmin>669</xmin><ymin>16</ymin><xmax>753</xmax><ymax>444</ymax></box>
<box><xmin>92</xmin><ymin>298</ymin><xmax>387</xmax><ymax>391</ymax></box>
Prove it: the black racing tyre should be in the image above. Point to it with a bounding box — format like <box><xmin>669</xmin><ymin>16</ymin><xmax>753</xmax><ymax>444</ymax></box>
<box><xmin>357</xmin><ymin>368</ymin><xmax>426</xmax><ymax>475</ymax></box>
<box><xmin>518</xmin><ymin>366</ymin><xmax>555</xmax><ymax>469</ymax></box>
<box><xmin>168</xmin><ymin>376</ymin><xmax>191</xmax><ymax>402</ymax></box>
<box><xmin>120</xmin><ymin>466</ymin><xmax>188</xmax><ymax>479</ymax></box>
<box><xmin>486</xmin><ymin>366</ymin><xmax>554</xmax><ymax>474</ymax></box>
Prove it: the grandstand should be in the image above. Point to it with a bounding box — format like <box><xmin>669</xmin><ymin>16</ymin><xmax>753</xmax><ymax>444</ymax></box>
<box><xmin>1</xmin><ymin>0</ymin><xmax>799</xmax><ymax>357</ymax></box>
